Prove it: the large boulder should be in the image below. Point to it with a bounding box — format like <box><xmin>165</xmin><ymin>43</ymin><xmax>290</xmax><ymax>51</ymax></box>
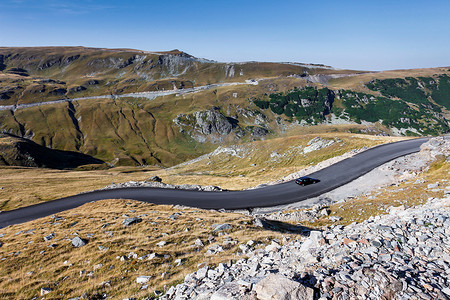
<box><xmin>254</xmin><ymin>273</ymin><xmax>314</xmax><ymax>300</ymax></box>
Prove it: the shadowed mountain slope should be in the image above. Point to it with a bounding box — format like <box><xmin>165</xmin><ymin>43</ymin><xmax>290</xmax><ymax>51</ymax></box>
<box><xmin>0</xmin><ymin>133</ymin><xmax>103</xmax><ymax>169</ymax></box>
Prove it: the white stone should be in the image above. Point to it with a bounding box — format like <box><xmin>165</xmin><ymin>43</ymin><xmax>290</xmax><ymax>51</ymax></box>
<box><xmin>40</xmin><ymin>288</ymin><xmax>52</xmax><ymax>296</ymax></box>
<box><xmin>210</xmin><ymin>282</ymin><xmax>241</xmax><ymax>300</ymax></box>
<box><xmin>136</xmin><ymin>275</ymin><xmax>152</xmax><ymax>284</ymax></box>
<box><xmin>265</xmin><ymin>241</ymin><xmax>281</xmax><ymax>252</ymax></box>
<box><xmin>196</xmin><ymin>266</ymin><xmax>209</xmax><ymax>280</ymax></box>
<box><xmin>156</xmin><ymin>241</ymin><xmax>167</xmax><ymax>247</ymax></box>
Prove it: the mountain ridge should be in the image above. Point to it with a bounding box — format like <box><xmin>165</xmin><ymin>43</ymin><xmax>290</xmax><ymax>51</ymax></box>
<box><xmin>0</xmin><ymin>46</ymin><xmax>448</xmax><ymax>168</ymax></box>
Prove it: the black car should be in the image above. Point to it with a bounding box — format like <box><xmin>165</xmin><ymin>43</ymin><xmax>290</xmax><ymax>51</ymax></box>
<box><xmin>295</xmin><ymin>176</ymin><xmax>320</xmax><ymax>186</ymax></box>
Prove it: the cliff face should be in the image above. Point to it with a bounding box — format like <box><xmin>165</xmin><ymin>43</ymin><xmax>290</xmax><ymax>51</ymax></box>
<box><xmin>173</xmin><ymin>107</ymin><xmax>269</xmax><ymax>143</ymax></box>
<box><xmin>173</xmin><ymin>107</ymin><xmax>243</xmax><ymax>143</ymax></box>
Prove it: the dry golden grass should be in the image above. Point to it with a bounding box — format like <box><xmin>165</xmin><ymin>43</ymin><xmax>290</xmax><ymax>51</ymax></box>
<box><xmin>0</xmin><ymin>199</ymin><xmax>297</xmax><ymax>299</ymax></box>
<box><xmin>0</xmin><ymin>166</ymin><xmax>160</xmax><ymax>211</ymax></box>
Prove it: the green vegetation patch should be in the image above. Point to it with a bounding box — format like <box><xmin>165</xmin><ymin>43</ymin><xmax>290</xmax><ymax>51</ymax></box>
<box><xmin>255</xmin><ymin>84</ymin><xmax>449</xmax><ymax>135</ymax></box>
<box><xmin>366</xmin><ymin>77</ymin><xmax>428</xmax><ymax>104</ymax></box>
<box><xmin>366</xmin><ymin>75</ymin><xmax>450</xmax><ymax>110</ymax></box>
<box><xmin>254</xmin><ymin>87</ymin><xmax>332</xmax><ymax>123</ymax></box>
<box><xmin>430</xmin><ymin>75</ymin><xmax>450</xmax><ymax>110</ymax></box>
<box><xmin>336</xmin><ymin>90</ymin><xmax>449</xmax><ymax>135</ymax></box>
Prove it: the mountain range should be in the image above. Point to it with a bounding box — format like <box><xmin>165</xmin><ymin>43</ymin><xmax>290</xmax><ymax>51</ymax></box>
<box><xmin>0</xmin><ymin>47</ymin><xmax>448</xmax><ymax>168</ymax></box>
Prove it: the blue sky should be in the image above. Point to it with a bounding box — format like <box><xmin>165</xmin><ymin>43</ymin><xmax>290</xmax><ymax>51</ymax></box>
<box><xmin>0</xmin><ymin>0</ymin><xmax>449</xmax><ymax>70</ymax></box>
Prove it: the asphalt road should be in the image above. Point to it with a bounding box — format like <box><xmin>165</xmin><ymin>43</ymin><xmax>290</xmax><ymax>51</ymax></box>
<box><xmin>0</xmin><ymin>137</ymin><xmax>430</xmax><ymax>228</ymax></box>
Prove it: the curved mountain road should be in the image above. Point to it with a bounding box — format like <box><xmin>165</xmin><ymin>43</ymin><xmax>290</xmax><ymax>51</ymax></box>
<box><xmin>0</xmin><ymin>138</ymin><xmax>431</xmax><ymax>228</ymax></box>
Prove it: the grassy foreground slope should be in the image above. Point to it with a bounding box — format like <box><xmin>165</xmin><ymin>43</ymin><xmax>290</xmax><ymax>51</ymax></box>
<box><xmin>0</xmin><ymin>199</ymin><xmax>292</xmax><ymax>299</ymax></box>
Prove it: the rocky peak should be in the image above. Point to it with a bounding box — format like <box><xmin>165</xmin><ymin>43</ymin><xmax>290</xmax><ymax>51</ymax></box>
<box><xmin>161</xmin><ymin>49</ymin><xmax>194</xmax><ymax>58</ymax></box>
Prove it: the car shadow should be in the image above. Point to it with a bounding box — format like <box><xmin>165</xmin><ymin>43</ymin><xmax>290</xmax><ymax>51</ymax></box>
<box><xmin>254</xmin><ymin>217</ymin><xmax>319</xmax><ymax>236</ymax></box>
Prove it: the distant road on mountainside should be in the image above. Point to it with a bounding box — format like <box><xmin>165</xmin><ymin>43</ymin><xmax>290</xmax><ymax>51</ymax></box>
<box><xmin>0</xmin><ymin>81</ymin><xmax>254</xmax><ymax>111</ymax></box>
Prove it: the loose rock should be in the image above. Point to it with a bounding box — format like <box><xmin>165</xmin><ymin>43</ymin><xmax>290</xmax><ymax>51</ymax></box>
<box><xmin>72</xmin><ymin>237</ymin><xmax>87</xmax><ymax>248</ymax></box>
<box><xmin>122</xmin><ymin>217</ymin><xmax>142</xmax><ymax>226</ymax></box>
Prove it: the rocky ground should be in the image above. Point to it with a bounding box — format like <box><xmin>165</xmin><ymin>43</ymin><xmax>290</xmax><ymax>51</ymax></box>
<box><xmin>103</xmin><ymin>180</ymin><xmax>224</xmax><ymax>192</ymax></box>
<box><xmin>163</xmin><ymin>196</ymin><xmax>450</xmax><ymax>300</ymax></box>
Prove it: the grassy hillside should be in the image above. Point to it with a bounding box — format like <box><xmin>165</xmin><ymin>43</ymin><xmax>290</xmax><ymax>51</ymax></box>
<box><xmin>0</xmin><ymin>77</ymin><xmax>318</xmax><ymax>166</ymax></box>
<box><xmin>1</xmin><ymin>73</ymin><xmax>448</xmax><ymax>167</ymax></box>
